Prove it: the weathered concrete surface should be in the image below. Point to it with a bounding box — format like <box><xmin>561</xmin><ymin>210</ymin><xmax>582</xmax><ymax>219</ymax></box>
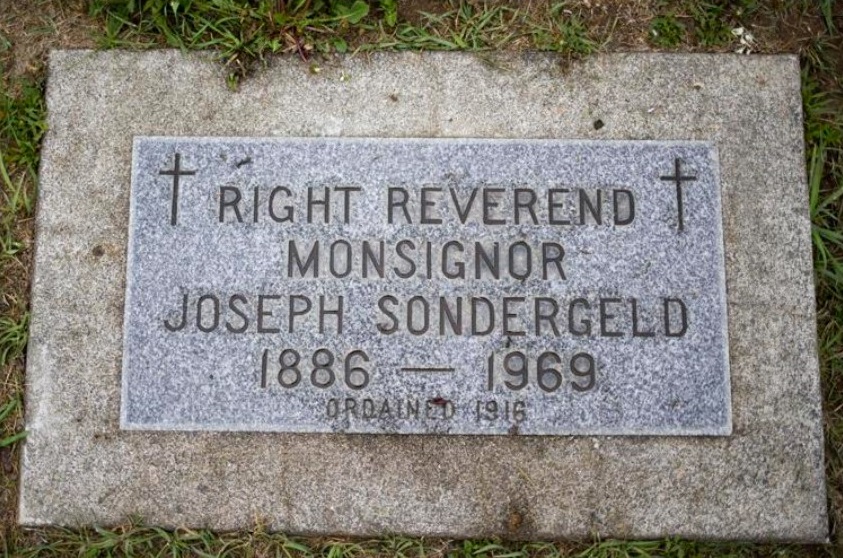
<box><xmin>21</xmin><ymin>50</ymin><xmax>826</xmax><ymax>541</ymax></box>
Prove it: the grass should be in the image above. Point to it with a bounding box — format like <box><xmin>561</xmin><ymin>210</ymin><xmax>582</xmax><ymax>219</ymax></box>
<box><xmin>0</xmin><ymin>526</ymin><xmax>791</xmax><ymax>558</ymax></box>
<box><xmin>802</xmin><ymin>11</ymin><xmax>843</xmax><ymax>540</ymax></box>
<box><xmin>88</xmin><ymin>0</ymin><xmax>605</xmax><ymax>72</ymax></box>
<box><xmin>0</xmin><ymin>70</ymin><xmax>44</xmax><ymax>549</ymax></box>
<box><xmin>688</xmin><ymin>1</ymin><xmax>749</xmax><ymax>47</ymax></box>
<box><xmin>89</xmin><ymin>0</ymin><xmax>401</xmax><ymax>81</ymax></box>
<box><xmin>649</xmin><ymin>14</ymin><xmax>685</xmax><ymax>48</ymax></box>
<box><xmin>0</xmin><ymin>0</ymin><xmax>842</xmax><ymax>556</ymax></box>
<box><xmin>385</xmin><ymin>3</ymin><xmax>525</xmax><ymax>52</ymax></box>
<box><xmin>0</xmin><ymin>81</ymin><xmax>42</xmax><ymax>272</ymax></box>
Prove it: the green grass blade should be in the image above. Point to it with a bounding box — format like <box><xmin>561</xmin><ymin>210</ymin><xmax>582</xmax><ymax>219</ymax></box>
<box><xmin>0</xmin><ymin>429</ymin><xmax>26</xmax><ymax>448</ymax></box>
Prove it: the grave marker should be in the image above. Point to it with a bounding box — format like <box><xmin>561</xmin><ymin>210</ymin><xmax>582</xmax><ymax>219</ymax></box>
<box><xmin>123</xmin><ymin>138</ymin><xmax>730</xmax><ymax>435</ymax></box>
<box><xmin>20</xmin><ymin>51</ymin><xmax>827</xmax><ymax>541</ymax></box>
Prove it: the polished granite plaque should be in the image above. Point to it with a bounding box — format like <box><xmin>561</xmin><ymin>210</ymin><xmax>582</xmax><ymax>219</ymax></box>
<box><xmin>121</xmin><ymin>137</ymin><xmax>730</xmax><ymax>435</ymax></box>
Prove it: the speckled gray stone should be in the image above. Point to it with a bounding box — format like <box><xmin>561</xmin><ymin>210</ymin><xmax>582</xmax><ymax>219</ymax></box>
<box><xmin>123</xmin><ymin>137</ymin><xmax>730</xmax><ymax>435</ymax></box>
<box><xmin>21</xmin><ymin>50</ymin><xmax>826</xmax><ymax>541</ymax></box>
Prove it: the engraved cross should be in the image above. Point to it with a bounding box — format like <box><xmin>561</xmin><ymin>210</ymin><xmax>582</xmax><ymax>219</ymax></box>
<box><xmin>159</xmin><ymin>153</ymin><xmax>196</xmax><ymax>226</ymax></box>
<box><xmin>660</xmin><ymin>157</ymin><xmax>696</xmax><ymax>232</ymax></box>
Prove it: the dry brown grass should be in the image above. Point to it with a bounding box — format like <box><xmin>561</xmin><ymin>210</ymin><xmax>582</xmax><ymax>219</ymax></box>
<box><xmin>0</xmin><ymin>0</ymin><xmax>96</xmax><ymax>80</ymax></box>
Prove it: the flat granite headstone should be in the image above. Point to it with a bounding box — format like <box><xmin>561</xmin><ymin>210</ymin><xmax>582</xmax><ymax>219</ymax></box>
<box><xmin>21</xmin><ymin>51</ymin><xmax>827</xmax><ymax>541</ymax></box>
<box><xmin>123</xmin><ymin>137</ymin><xmax>730</xmax><ymax>435</ymax></box>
